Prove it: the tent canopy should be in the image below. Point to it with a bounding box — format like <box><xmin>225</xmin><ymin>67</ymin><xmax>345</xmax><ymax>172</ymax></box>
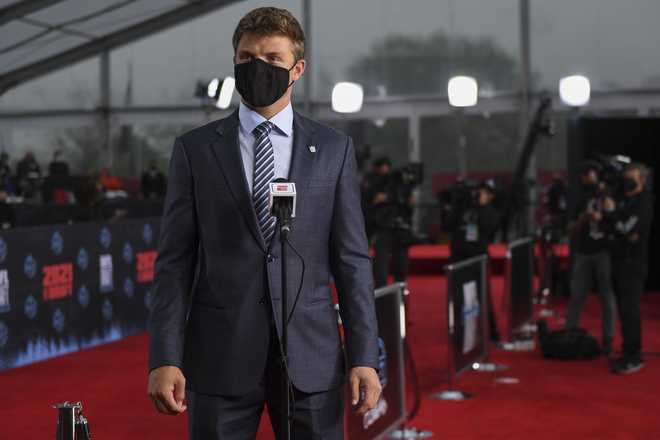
<box><xmin>0</xmin><ymin>0</ymin><xmax>241</xmax><ymax>94</ymax></box>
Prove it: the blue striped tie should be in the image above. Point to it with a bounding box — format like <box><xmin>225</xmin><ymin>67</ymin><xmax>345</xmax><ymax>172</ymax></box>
<box><xmin>252</xmin><ymin>121</ymin><xmax>276</xmax><ymax>245</ymax></box>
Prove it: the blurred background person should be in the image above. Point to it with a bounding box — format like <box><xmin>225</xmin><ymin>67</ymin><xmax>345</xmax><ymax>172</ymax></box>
<box><xmin>444</xmin><ymin>179</ymin><xmax>500</xmax><ymax>263</ymax></box>
<box><xmin>546</xmin><ymin>174</ymin><xmax>568</xmax><ymax>235</ymax></box>
<box><xmin>442</xmin><ymin>179</ymin><xmax>501</xmax><ymax>341</ymax></box>
<box><xmin>141</xmin><ymin>159</ymin><xmax>166</xmax><ymax>199</ymax></box>
<box><xmin>48</xmin><ymin>150</ymin><xmax>70</xmax><ymax>177</ymax></box>
<box><xmin>565</xmin><ymin>162</ymin><xmax>615</xmax><ymax>355</ymax></box>
<box><xmin>0</xmin><ymin>152</ymin><xmax>15</xmax><ymax>196</ymax></box>
<box><xmin>16</xmin><ymin>151</ymin><xmax>42</xmax><ymax>202</ymax></box>
<box><xmin>363</xmin><ymin>156</ymin><xmax>415</xmax><ymax>288</ymax></box>
<box><xmin>608</xmin><ymin>162</ymin><xmax>654</xmax><ymax>374</ymax></box>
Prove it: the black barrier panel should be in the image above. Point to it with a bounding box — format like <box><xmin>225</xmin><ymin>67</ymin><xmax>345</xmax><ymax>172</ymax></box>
<box><xmin>0</xmin><ymin>218</ymin><xmax>160</xmax><ymax>371</ymax></box>
<box><xmin>507</xmin><ymin>238</ymin><xmax>534</xmax><ymax>337</ymax></box>
<box><xmin>446</xmin><ymin>255</ymin><xmax>489</xmax><ymax>378</ymax></box>
<box><xmin>345</xmin><ymin>284</ymin><xmax>406</xmax><ymax>440</ymax></box>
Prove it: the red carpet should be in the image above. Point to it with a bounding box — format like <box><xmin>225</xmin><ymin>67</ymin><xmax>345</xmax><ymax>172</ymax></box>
<box><xmin>2</xmin><ymin>274</ymin><xmax>660</xmax><ymax>439</ymax></box>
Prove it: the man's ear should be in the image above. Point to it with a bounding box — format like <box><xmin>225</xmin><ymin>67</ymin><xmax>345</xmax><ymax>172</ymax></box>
<box><xmin>292</xmin><ymin>59</ymin><xmax>306</xmax><ymax>81</ymax></box>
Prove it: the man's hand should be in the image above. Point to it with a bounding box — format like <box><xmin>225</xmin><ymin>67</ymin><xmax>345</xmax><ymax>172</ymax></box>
<box><xmin>148</xmin><ymin>366</ymin><xmax>187</xmax><ymax>416</ymax></box>
<box><xmin>349</xmin><ymin>366</ymin><xmax>382</xmax><ymax>415</ymax></box>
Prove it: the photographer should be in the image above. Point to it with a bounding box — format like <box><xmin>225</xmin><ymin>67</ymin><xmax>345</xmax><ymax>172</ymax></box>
<box><xmin>607</xmin><ymin>163</ymin><xmax>654</xmax><ymax>374</ymax></box>
<box><xmin>565</xmin><ymin>163</ymin><xmax>616</xmax><ymax>355</ymax></box>
<box><xmin>363</xmin><ymin>157</ymin><xmax>415</xmax><ymax>288</ymax></box>
<box><xmin>444</xmin><ymin>180</ymin><xmax>500</xmax><ymax>263</ymax></box>
<box><xmin>443</xmin><ymin>179</ymin><xmax>501</xmax><ymax>341</ymax></box>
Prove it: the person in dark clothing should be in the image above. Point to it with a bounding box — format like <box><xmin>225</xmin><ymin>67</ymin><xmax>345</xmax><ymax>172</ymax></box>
<box><xmin>0</xmin><ymin>152</ymin><xmax>15</xmax><ymax>196</ymax></box>
<box><xmin>48</xmin><ymin>150</ymin><xmax>70</xmax><ymax>177</ymax></box>
<box><xmin>363</xmin><ymin>157</ymin><xmax>414</xmax><ymax>288</ymax></box>
<box><xmin>71</xmin><ymin>177</ymin><xmax>104</xmax><ymax>223</ymax></box>
<box><xmin>565</xmin><ymin>163</ymin><xmax>616</xmax><ymax>355</ymax></box>
<box><xmin>547</xmin><ymin>174</ymin><xmax>568</xmax><ymax>233</ymax></box>
<box><xmin>445</xmin><ymin>180</ymin><xmax>500</xmax><ymax>262</ymax></box>
<box><xmin>16</xmin><ymin>151</ymin><xmax>42</xmax><ymax>200</ymax></box>
<box><xmin>607</xmin><ymin>163</ymin><xmax>654</xmax><ymax>374</ymax></box>
<box><xmin>141</xmin><ymin>160</ymin><xmax>167</xmax><ymax>199</ymax></box>
<box><xmin>444</xmin><ymin>179</ymin><xmax>501</xmax><ymax>341</ymax></box>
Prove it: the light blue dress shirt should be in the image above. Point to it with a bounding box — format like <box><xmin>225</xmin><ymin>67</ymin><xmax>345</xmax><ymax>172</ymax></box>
<box><xmin>238</xmin><ymin>102</ymin><xmax>294</xmax><ymax>195</ymax></box>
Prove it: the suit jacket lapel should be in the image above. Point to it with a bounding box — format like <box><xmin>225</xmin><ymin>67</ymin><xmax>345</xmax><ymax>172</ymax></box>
<box><xmin>211</xmin><ymin>112</ymin><xmax>266</xmax><ymax>251</ymax></box>
<box><xmin>288</xmin><ymin>111</ymin><xmax>316</xmax><ymax>193</ymax></box>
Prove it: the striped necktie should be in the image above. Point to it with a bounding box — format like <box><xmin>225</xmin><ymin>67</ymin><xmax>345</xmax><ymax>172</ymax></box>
<box><xmin>252</xmin><ymin>121</ymin><xmax>276</xmax><ymax>245</ymax></box>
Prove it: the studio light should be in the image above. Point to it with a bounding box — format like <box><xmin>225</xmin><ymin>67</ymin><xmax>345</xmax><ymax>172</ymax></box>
<box><xmin>448</xmin><ymin>76</ymin><xmax>478</xmax><ymax>108</ymax></box>
<box><xmin>559</xmin><ymin>75</ymin><xmax>590</xmax><ymax>107</ymax></box>
<box><xmin>207</xmin><ymin>78</ymin><xmax>220</xmax><ymax>99</ymax></box>
<box><xmin>216</xmin><ymin>76</ymin><xmax>235</xmax><ymax>109</ymax></box>
<box><xmin>331</xmin><ymin>82</ymin><xmax>363</xmax><ymax>113</ymax></box>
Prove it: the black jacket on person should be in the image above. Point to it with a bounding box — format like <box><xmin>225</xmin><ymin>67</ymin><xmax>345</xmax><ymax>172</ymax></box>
<box><xmin>48</xmin><ymin>160</ymin><xmax>70</xmax><ymax>177</ymax></box>
<box><xmin>16</xmin><ymin>158</ymin><xmax>41</xmax><ymax>182</ymax></box>
<box><xmin>445</xmin><ymin>204</ymin><xmax>500</xmax><ymax>261</ymax></box>
<box><xmin>571</xmin><ymin>188</ymin><xmax>610</xmax><ymax>255</ymax></box>
<box><xmin>611</xmin><ymin>191</ymin><xmax>654</xmax><ymax>263</ymax></box>
<box><xmin>141</xmin><ymin>169</ymin><xmax>166</xmax><ymax>199</ymax></box>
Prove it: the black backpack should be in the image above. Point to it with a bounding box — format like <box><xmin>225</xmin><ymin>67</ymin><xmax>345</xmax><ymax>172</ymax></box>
<box><xmin>537</xmin><ymin>319</ymin><xmax>601</xmax><ymax>360</ymax></box>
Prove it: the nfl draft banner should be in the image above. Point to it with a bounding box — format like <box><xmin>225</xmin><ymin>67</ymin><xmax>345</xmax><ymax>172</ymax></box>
<box><xmin>0</xmin><ymin>218</ymin><xmax>159</xmax><ymax>371</ymax></box>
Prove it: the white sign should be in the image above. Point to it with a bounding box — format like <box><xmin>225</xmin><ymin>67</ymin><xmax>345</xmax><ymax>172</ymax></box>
<box><xmin>462</xmin><ymin>280</ymin><xmax>480</xmax><ymax>354</ymax></box>
<box><xmin>0</xmin><ymin>270</ymin><xmax>9</xmax><ymax>312</ymax></box>
<box><xmin>99</xmin><ymin>254</ymin><xmax>114</xmax><ymax>292</ymax></box>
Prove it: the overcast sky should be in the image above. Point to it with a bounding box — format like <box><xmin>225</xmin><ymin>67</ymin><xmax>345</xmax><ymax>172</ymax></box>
<box><xmin>2</xmin><ymin>0</ymin><xmax>660</xmax><ymax>110</ymax></box>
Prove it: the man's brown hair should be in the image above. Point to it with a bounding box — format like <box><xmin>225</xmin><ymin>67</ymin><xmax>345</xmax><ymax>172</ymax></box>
<box><xmin>233</xmin><ymin>7</ymin><xmax>305</xmax><ymax>61</ymax></box>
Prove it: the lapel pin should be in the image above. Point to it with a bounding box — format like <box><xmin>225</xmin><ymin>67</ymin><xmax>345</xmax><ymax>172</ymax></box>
<box><xmin>308</xmin><ymin>145</ymin><xmax>316</xmax><ymax>153</ymax></box>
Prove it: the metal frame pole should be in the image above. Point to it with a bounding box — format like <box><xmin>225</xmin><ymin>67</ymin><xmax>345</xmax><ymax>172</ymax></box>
<box><xmin>519</xmin><ymin>0</ymin><xmax>535</xmax><ymax>234</ymax></box>
<box><xmin>100</xmin><ymin>51</ymin><xmax>112</xmax><ymax>172</ymax></box>
<box><xmin>302</xmin><ymin>0</ymin><xmax>313</xmax><ymax>117</ymax></box>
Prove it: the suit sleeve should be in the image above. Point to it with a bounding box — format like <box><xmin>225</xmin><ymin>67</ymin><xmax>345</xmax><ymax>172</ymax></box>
<box><xmin>148</xmin><ymin>137</ymin><xmax>199</xmax><ymax>372</ymax></box>
<box><xmin>330</xmin><ymin>136</ymin><xmax>379</xmax><ymax>370</ymax></box>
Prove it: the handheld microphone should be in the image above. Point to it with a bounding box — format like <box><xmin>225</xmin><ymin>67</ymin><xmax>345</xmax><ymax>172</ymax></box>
<box><xmin>269</xmin><ymin>178</ymin><xmax>297</xmax><ymax>238</ymax></box>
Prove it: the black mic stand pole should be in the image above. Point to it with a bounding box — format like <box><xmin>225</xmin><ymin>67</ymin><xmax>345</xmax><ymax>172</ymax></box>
<box><xmin>276</xmin><ymin>203</ymin><xmax>292</xmax><ymax>440</ymax></box>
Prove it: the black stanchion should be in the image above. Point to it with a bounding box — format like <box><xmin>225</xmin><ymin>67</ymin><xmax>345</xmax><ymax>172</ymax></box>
<box><xmin>389</xmin><ymin>284</ymin><xmax>433</xmax><ymax>439</ymax></box>
<box><xmin>500</xmin><ymin>237</ymin><xmax>536</xmax><ymax>352</ymax></box>
<box><xmin>53</xmin><ymin>401</ymin><xmax>91</xmax><ymax>440</ymax></box>
<box><xmin>343</xmin><ymin>282</ymin><xmax>408</xmax><ymax>440</ymax></box>
<box><xmin>432</xmin><ymin>255</ymin><xmax>489</xmax><ymax>401</ymax></box>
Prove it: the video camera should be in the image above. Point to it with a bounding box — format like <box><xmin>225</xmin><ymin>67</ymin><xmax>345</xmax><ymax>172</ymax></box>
<box><xmin>438</xmin><ymin>178</ymin><xmax>499</xmax><ymax>215</ymax></box>
<box><xmin>365</xmin><ymin>162</ymin><xmax>423</xmax><ymax>232</ymax></box>
<box><xmin>588</xmin><ymin>154</ymin><xmax>631</xmax><ymax>199</ymax></box>
<box><xmin>388</xmin><ymin>163</ymin><xmax>424</xmax><ymax>206</ymax></box>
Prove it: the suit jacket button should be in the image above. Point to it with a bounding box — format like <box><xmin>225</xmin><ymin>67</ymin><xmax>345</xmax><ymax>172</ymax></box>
<box><xmin>267</xmin><ymin>254</ymin><xmax>275</xmax><ymax>263</ymax></box>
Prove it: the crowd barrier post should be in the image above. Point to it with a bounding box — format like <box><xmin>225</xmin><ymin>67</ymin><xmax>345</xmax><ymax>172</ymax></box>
<box><xmin>340</xmin><ymin>282</ymin><xmax>408</xmax><ymax>440</ymax></box>
<box><xmin>500</xmin><ymin>237</ymin><xmax>536</xmax><ymax>352</ymax></box>
<box><xmin>388</xmin><ymin>283</ymin><xmax>433</xmax><ymax>439</ymax></box>
<box><xmin>431</xmin><ymin>254</ymin><xmax>489</xmax><ymax>401</ymax></box>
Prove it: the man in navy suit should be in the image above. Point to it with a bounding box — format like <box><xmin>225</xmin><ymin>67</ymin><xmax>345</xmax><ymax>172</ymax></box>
<box><xmin>147</xmin><ymin>7</ymin><xmax>381</xmax><ymax>439</ymax></box>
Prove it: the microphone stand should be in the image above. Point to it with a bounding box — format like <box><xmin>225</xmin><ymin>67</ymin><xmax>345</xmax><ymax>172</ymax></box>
<box><xmin>275</xmin><ymin>203</ymin><xmax>292</xmax><ymax>440</ymax></box>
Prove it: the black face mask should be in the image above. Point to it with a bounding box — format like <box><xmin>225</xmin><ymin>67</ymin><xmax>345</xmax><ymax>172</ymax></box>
<box><xmin>623</xmin><ymin>176</ymin><xmax>638</xmax><ymax>194</ymax></box>
<box><xmin>234</xmin><ymin>58</ymin><xmax>295</xmax><ymax>108</ymax></box>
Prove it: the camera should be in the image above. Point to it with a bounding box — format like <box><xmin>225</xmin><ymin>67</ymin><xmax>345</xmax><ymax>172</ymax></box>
<box><xmin>364</xmin><ymin>162</ymin><xmax>423</xmax><ymax>233</ymax></box>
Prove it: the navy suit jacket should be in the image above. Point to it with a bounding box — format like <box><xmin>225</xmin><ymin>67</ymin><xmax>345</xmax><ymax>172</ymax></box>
<box><xmin>148</xmin><ymin>109</ymin><xmax>379</xmax><ymax>396</ymax></box>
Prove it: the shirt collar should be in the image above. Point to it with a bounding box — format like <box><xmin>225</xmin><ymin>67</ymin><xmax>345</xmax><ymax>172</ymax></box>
<box><xmin>239</xmin><ymin>102</ymin><xmax>293</xmax><ymax>137</ymax></box>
